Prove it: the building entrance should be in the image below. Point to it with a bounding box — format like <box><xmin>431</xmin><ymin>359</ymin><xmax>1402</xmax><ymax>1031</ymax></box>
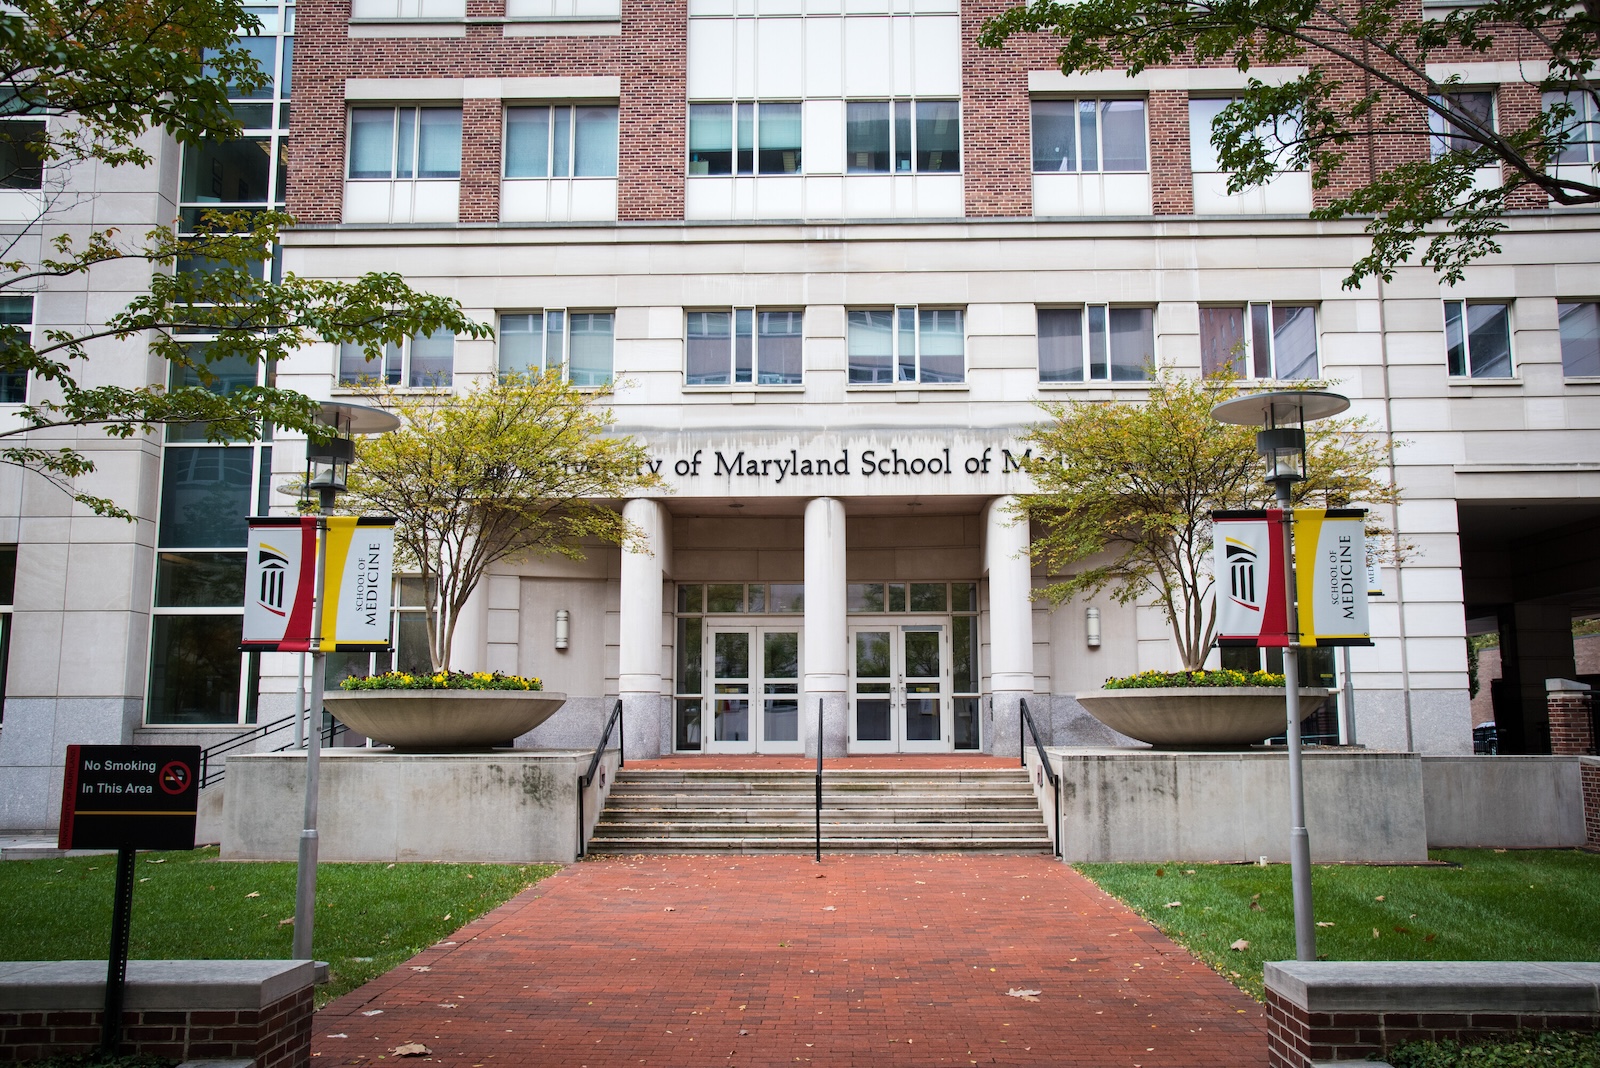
<box><xmin>849</xmin><ymin>622</ymin><xmax>952</xmax><ymax>753</ymax></box>
<box><xmin>704</xmin><ymin>626</ymin><xmax>803</xmax><ymax>754</ymax></box>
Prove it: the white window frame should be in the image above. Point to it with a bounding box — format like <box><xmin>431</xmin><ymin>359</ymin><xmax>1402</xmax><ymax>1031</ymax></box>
<box><xmin>687</xmin><ymin>101</ymin><xmax>804</xmax><ymax>177</ymax></box>
<box><xmin>684</xmin><ymin>308</ymin><xmax>804</xmax><ymax>388</ymax></box>
<box><xmin>846</xmin><ymin>305</ymin><xmax>966</xmax><ymax>387</ymax></box>
<box><xmin>346</xmin><ymin>105</ymin><xmax>463</xmax><ymax>181</ymax></box>
<box><xmin>338</xmin><ymin>331</ymin><xmax>456</xmax><ymax>389</ymax></box>
<box><xmin>1542</xmin><ymin>89</ymin><xmax>1600</xmax><ymax>167</ymax></box>
<box><xmin>842</xmin><ymin>99</ymin><xmax>961</xmax><ymax>175</ymax></box>
<box><xmin>1429</xmin><ymin>89</ymin><xmax>1496</xmax><ymax>159</ymax></box>
<box><xmin>1188</xmin><ymin>95</ymin><xmax>1304</xmax><ymax>175</ymax></box>
<box><xmin>1557</xmin><ymin>300</ymin><xmax>1600</xmax><ymax>378</ymax></box>
<box><xmin>497</xmin><ymin>310</ymin><xmax>614</xmax><ymax>388</ymax></box>
<box><xmin>1443</xmin><ymin>299</ymin><xmax>1515</xmax><ymax>380</ymax></box>
<box><xmin>503</xmin><ymin>103</ymin><xmax>619</xmax><ymax>179</ymax></box>
<box><xmin>1030</xmin><ymin>97</ymin><xmax>1149</xmax><ymax>174</ymax></box>
<box><xmin>1198</xmin><ymin>302</ymin><xmax>1320</xmax><ymax>381</ymax></box>
<box><xmin>1036</xmin><ymin>304</ymin><xmax>1155</xmax><ymax>384</ymax></box>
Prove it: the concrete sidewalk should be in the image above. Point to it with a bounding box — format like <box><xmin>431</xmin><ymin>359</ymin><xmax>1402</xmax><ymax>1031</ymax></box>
<box><xmin>314</xmin><ymin>854</ymin><xmax>1266</xmax><ymax>1066</ymax></box>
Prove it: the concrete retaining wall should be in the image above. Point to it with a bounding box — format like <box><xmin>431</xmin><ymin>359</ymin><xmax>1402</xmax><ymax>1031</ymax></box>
<box><xmin>1047</xmin><ymin>748</ymin><xmax>1428</xmax><ymax>863</ymax></box>
<box><xmin>1421</xmin><ymin>755</ymin><xmax>1587</xmax><ymax>848</ymax></box>
<box><xmin>221</xmin><ymin>748</ymin><xmax>619</xmax><ymax>863</ymax></box>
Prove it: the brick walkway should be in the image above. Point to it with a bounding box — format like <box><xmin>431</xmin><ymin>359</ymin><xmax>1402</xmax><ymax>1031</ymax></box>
<box><xmin>314</xmin><ymin>855</ymin><xmax>1267</xmax><ymax>1067</ymax></box>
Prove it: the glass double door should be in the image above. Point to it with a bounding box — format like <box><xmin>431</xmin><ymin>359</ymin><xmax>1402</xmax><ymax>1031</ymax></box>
<box><xmin>849</xmin><ymin>622</ymin><xmax>951</xmax><ymax>753</ymax></box>
<box><xmin>705</xmin><ymin>626</ymin><xmax>803</xmax><ymax>754</ymax></box>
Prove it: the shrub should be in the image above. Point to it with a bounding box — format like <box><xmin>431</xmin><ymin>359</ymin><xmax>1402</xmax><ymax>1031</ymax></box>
<box><xmin>339</xmin><ymin>670</ymin><xmax>541</xmax><ymax>691</ymax></box>
<box><xmin>1387</xmin><ymin>1031</ymin><xmax>1600</xmax><ymax>1067</ymax></box>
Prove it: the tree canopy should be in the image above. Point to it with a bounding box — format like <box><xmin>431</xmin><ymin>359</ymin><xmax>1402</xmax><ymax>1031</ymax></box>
<box><xmin>0</xmin><ymin>0</ymin><xmax>488</xmax><ymax>517</ymax></box>
<box><xmin>979</xmin><ymin>0</ymin><xmax>1599</xmax><ymax>286</ymax></box>
<box><xmin>1017</xmin><ymin>372</ymin><xmax>1401</xmax><ymax>670</ymax></box>
<box><xmin>341</xmin><ymin>373</ymin><xmax>665</xmax><ymax>672</ymax></box>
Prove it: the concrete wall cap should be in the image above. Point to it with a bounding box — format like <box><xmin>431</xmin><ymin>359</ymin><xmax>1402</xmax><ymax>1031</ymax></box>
<box><xmin>1546</xmin><ymin>678</ymin><xmax>1592</xmax><ymax>691</ymax></box>
<box><xmin>0</xmin><ymin>959</ymin><xmax>315</xmax><ymax>1011</ymax></box>
<box><xmin>1265</xmin><ymin>960</ymin><xmax>1600</xmax><ymax>1013</ymax></box>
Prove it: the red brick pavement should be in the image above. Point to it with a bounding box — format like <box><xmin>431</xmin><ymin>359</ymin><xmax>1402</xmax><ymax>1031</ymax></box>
<box><xmin>313</xmin><ymin>855</ymin><xmax>1268</xmax><ymax>1067</ymax></box>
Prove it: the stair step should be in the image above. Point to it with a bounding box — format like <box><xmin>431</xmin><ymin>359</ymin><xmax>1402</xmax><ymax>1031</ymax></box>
<box><xmin>586</xmin><ymin>836</ymin><xmax>1052</xmax><ymax>855</ymax></box>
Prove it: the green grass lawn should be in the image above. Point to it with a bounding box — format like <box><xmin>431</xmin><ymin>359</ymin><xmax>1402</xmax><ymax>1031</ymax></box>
<box><xmin>0</xmin><ymin>847</ymin><xmax>557</xmax><ymax>1007</ymax></box>
<box><xmin>1077</xmin><ymin>848</ymin><xmax>1600</xmax><ymax>999</ymax></box>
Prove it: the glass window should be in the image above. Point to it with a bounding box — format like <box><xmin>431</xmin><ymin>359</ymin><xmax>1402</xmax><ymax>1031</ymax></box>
<box><xmin>348</xmin><ymin>106</ymin><xmax>461</xmax><ymax>179</ymax></box>
<box><xmin>1558</xmin><ymin>301</ymin><xmax>1600</xmax><ymax>377</ymax></box>
<box><xmin>0</xmin><ymin>295</ymin><xmax>30</xmax><ymax>403</ymax></box>
<box><xmin>158</xmin><ymin>447</ymin><xmax>253</xmax><ymax>548</ymax></box>
<box><xmin>849</xmin><ymin>307</ymin><xmax>963</xmax><ymax>385</ymax></box>
<box><xmin>689</xmin><ymin>103</ymin><xmax>733</xmax><ymax>175</ymax></box>
<box><xmin>339</xmin><ymin>331</ymin><xmax>454</xmax><ymax>387</ymax></box>
<box><xmin>1543</xmin><ymin>90</ymin><xmax>1600</xmax><ymax>165</ymax></box>
<box><xmin>1199</xmin><ymin>304</ymin><xmax>1318</xmax><ymax>379</ymax></box>
<box><xmin>155</xmin><ymin>552</ymin><xmax>247</xmax><ymax>608</ymax></box>
<box><xmin>843</xmin><ymin>100</ymin><xmax>958</xmax><ymax>174</ymax></box>
<box><xmin>567</xmin><ymin>312</ymin><xmax>614</xmax><ymax>387</ymax></box>
<box><xmin>1430</xmin><ymin>91</ymin><xmax>1495</xmax><ymax>158</ymax></box>
<box><xmin>758</xmin><ymin>102</ymin><xmax>801</xmax><ymax>175</ymax></box>
<box><xmin>1444</xmin><ymin>300</ymin><xmax>1513</xmax><ymax>378</ymax></box>
<box><xmin>847</xmin><ymin>101</ymin><xmax>890</xmax><ymax>173</ymax></box>
<box><xmin>1032</xmin><ymin>99</ymin><xmax>1146</xmax><ymax>172</ymax></box>
<box><xmin>915</xmin><ymin>100</ymin><xmax>960</xmax><ymax>173</ymax></box>
<box><xmin>1190</xmin><ymin>96</ymin><xmax>1302</xmax><ymax>172</ymax></box>
<box><xmin>0</xmin><ymin>120</ymin><xmax>46</xmax><ymax>190</ymax></box>
<box><xmin>505</xmin><ymin>108</ymin><xmax>551</xmax><ymax>177</ymax></box>
<box><xmin>147</xmin><ymin>615</ymin><xmax>246</xmax><ymax>724</ymax></box>
<box><xmin>505</xmin><ymin>105</ymin><xmax>618</xmax><ymax>178</ymax></box>
<box><xmin>686</xmin><ymin>308</ymin><xmax>802</xmax><ymax>386</ymax></box>
<box><xmin>1037</xmin><ymin>306</ymin><xmax>1154</xmax><ymax>382</ymax></box>
<box><xmin>180</xmin><ymin>138</ymin><xmax>277</xmax><ymax>203</ymax></box>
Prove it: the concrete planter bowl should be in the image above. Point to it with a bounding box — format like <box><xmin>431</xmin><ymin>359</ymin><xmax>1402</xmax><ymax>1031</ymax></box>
<box><xmin>1075</xmin><ymin>686</ymin><xmax>1331</xmax><ymax>749</ymax></box>
<box><xmin>322</xmin><ymin>690</ymin><xmax>567</xmax><ymax>752</ymax></box>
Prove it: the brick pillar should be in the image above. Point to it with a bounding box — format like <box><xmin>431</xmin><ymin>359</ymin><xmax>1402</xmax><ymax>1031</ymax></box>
<box><xmin>1583</xmin><ymin>757</ymin><xmax>1600</xmax><ymax>851</ymax></box>
<box><xmin>1148</xmin><ymin>90</ymin><xmax>1193</xmax><ymax>215</ymax></box>
<box><xmin>460</xmin><ymin>98</ymin><xmax>502</xmax><ymax>223</ymax></box>
<box><xmin>1547</xmin><ymin>678</ymin><xmax>1595</xmax><ymax>755</ymax></box>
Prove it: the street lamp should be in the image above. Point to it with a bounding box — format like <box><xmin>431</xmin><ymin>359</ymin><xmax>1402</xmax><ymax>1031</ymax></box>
<box><xmin>293</xmin><ymin>401</ymin><xmax>399</xmax><ymax>964</ymax></box>
<box><xmin>1210</xmin><ymin>389</ymin><xmax>1349</xmax><ymax>963</ymax></box>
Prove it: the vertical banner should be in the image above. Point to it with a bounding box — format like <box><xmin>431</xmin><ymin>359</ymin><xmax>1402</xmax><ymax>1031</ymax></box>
<box><xmin>1294</xmin><ymin>508</ymin><xmax>1372</xmax><ymax>646</ymax></box>
<box><xmin>1213</xmin><ymin>510</ymin><xmax>1290</xmax><ymax>648</ymax></box>
<box><xmin>321</xmin><ymin>516</ymin><xmax>396</xmax><ymax>650</ymax></box>
<box><xmin>242</xmin><ymin>517</ymin><xmax>317</xmax><ymax>651</ymax></box>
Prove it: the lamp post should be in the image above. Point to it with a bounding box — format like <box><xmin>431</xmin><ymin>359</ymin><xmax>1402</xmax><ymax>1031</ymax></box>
<box><xmin>292</xmin><ymin>401</ymin><xmax>399</xmax><ymax>963</ymax></box>
<box><xmin>1210</xmin><ymin>389</ymin><xmax>1348</xmax><ymax>963</ymax></box>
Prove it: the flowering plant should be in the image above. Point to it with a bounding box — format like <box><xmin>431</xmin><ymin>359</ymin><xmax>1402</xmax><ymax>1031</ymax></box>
<box><xmin>339</xmin><ymin>670</ymin><xmax>542</xmax><ymax>691</ymax></box>
<box><xmin>1102</xmin><ymin>668</ymin><xmax>1285</xmax><ymax>690</ymax></box>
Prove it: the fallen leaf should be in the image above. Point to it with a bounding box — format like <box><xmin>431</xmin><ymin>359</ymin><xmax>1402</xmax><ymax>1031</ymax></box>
<box><xmin>390</xmin><ymin>1043</ymin><xmax>431</xmax><ymax>1057</ymax></box>
<box><xmin>663</xmin><ymin>906</ymin><xmax>676</xmax><ymax>912</ymax></box>
<box><xmin>822</xmin><ymin>906</ymin><xmax>836</xmax><ymax>911</ymax></box>
<box><xmin>1372</xmin><ymin>928</ymin><xmax>1381</xmax><ymax>939</ymax></box>
<box><xmin>410</xmin><ymin>966</ymin><xmax>432</xmax><ymax>972</ymax></box>
<box><xmin>1374</xmin><ymin>895</ymin><xmax>1385</xmax><ymax>902</ymax></box>
<box><xmin>1155</xmin><ymin>868</ymin><xmax>1164</xmax><ymax>877</ymax></box>
<box><xmin>1316</xmin><ymin>922</ymin><xmax>1335</xmax><ymax>928</ymax></box>
<box><xmin>1006</xmin><ymin>988</ymin><xmax>1042</xmax><ymax>1002</ymax></box>
<box><xmin>1183</xmin><ymin>869</ymin><xmax>1196</xmax><ymax>875</ymax></box>
<box><xmin>1424</xmin><ymin>933</ymin><xmax>1437</xmax><ymax>943</ymax></box>
<box><xmin>148</xmin><ymin>859</ymin><xmax>165</xmax><ymax>864</ymax></box>
<box><xmin>438</xmin><ymin>1002</ymin><xmax>457</xmax><ymax>1008</ymax></box>
<box><xmin>246</xmin><ymin>891</ymin><xmax>260</xmax><ymax>899</ymax></box>
<box><xmin>442</xmin><ymin>914</ymin><xmax>451</xmax><ymax>921</ymax></box>
<box><xmin>277</xmin><ymin>918</ymin><xmax>293</xmax><ymax>926</ymax></box>
<box><xmin>739</xmin><ymin>1029</ymin><xmax>749</xmax><ymax>1036</ymax></box>
<box><xmin>1229</xmin><ymin>939</ymin><xmax>1250</xmax><ymax>951</ymax></box>
<box><xmin>361</xmin><ymin>1010</ymin><xmax>384</xmax><ymax>1017</ymax></box>
<box><xmin>326</xmin><ymin>1033</ymin><xmax>348</xmax><ymax>1039</ymax></box>
<box><xmin>1163</xmin><ymin>902</ymin><xmax>1182</xmax><ymax>908</ymax></box>
<box><xmin>1393</xmin><ymin>925</ymin><xmax>1411</xmax><ymax>934</ymax></box>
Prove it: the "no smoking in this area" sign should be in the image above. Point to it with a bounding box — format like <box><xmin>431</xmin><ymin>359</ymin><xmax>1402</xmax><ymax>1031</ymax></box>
<box><xmin>58</xmin><ymin>744</ymin><xmax>201</xmax><ymax>851</ymax></box>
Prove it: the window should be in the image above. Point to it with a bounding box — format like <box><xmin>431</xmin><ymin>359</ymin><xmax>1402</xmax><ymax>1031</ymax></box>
<box><xmin>1189</xmin><ymin>96</ymin><xmax>1302</xmax><ymax>173</ymax></box>
<box><xmin>498</xmin><ymin>311</ymin><xmax>613</xmax><ymax>387</ymax></box>
<box><xmin>1444</xmin><ymin>300</ymin><xmax>1512</xmax><ymax>378</ymax></box>
<box><xmin>348</xmin><ymin>106</ymin><xmax>462</xmax><ymax>179</ymax></box>
<box><xmin>0</xmin><ymin>295</ymin><xmax>30</xmax><ymax>402</ymax></box>
<box><xmin>847</xmin><ymin>307</ymin><xmax>964</xmax><ymax>385</ymax></box>
<box><xmin>324</xmin><ymin>576</ymin><xmax>435</xmax><ymax>687</ymax></box>
<box><xmin>845</xmin><ymin>100</ymin><xmax>960</xmax><ymax>174</ymax></box>
<box><xmin>685</xmin><ymin>309</ymin><xmax>802</xmax><ymax>386</ymax></box>
<box><xmin>339</xmin><ymin>330</ymin><xmax>455</xmax><ymax>387</ymax></box>
<box><xmin>0</xmin><ymin>545</ymin><xmax>13</xmax><ymax>727</ymax></box>
<box><xmin>1429</xmin><ymin>91</ymin><xmax>1495</xmax><ymax>158</ymax></box>
<box><xmin>505</xmin><ymin>105</ymin><xmax>618</xmax><ymax>178</ymax></box>
<box><xmin>688</xmin><ymin>102</ymin><xmax>802</xmax><ymax>176</ymax></box>
<box><xmin>0</xmin><ymin>119</ymin><xmax>45</xmax><ymax>191</ymax></box>
<box><xmin>1558</xmin><ymin>301</ymin><xmax>1600</xmax><ymax>377</ymax></box>
<box><xmin>1037</xmin><ymin>306</ymin><xmax>1154</xmax><ymax>383</ymax></box>
<box><xmin>1198</xmin><ymin>304</ymin><xmax>1318</xmax><ymax>380</ymax></box>
<box><xmin>1031</xmin><ymin>99</ymin><xmax>1147</xmax><ymax>172</ymax></box>
<box><xmin>1542</xmin><ymin>90</ymin><xmax>1600</xmax><ymax>166</ymax></box>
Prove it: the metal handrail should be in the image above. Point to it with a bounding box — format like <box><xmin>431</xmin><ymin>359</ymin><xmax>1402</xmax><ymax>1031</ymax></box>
<box><xmin>199</xmin><ymin>713</ymin><xmax>349</xmax><ymax>789</ymax></box>
<box><xmin>1019</xmin><ymin>698</ymin><xmax>1063</xmax><ymax>859</ymax></box>
<box><xmin>814</xmin><ymin>697</ymin><xmax>823</xmax><ymax>863</ymax></box>
<box><xmin>576</xmin><ymin>699</ymin><xmax>624</xmax><ymax>859</ymax></box>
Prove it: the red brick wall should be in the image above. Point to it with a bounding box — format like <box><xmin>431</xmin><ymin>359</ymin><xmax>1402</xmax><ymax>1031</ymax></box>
<box><xmin>460</xmin><ymin>97</ymin><xmax>503</xmax><ymax>223</ymax></box>
<box><xmin>1266</xmin><ymin>987</ymin><xmax>1600</xmax><ymax>1068</ymax></box>
<box><xmin>1549</xmin><ymin>691</ymin><xmax>1595</xmax><ymax>755</ymax></box>
<box><xmin>1149</xmin><ymin>91</ymin><xmax>1194</xmax><ymax>215</ymax></box>
<box><xmin>0</xmin><ymin>987</ymin><xmax>313</xmax><ymax>1067</ymax></box>
<box><xmin>617</xmin><ymin>0</ymin><xmax>687</xmax><ymax>221</ymax></box>
<box><xmin>1582</xmin><ymin>758</ymin><xmax>1599</xmax><ymax>850</ymax></box>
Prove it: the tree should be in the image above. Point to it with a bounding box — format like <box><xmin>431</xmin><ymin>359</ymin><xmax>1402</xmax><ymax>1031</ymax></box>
<box><xmin>1016</xmin><ymin>372</ymin><xmax>1401</xmax><ymax>671</ymax></box>
<box><xmin>979</xmin><ymin>0</ymin><xmax>1599</xmax><ymax>287</ymax></box>
<box><xmin>340</xmin><ymin>373</ymin><xmax>665</xmax><ymax>672</ymax></box>
<box><xmin>0</xmin><ymin>0</ymin><xmax>488</xmax><ymax>517</ymax></box>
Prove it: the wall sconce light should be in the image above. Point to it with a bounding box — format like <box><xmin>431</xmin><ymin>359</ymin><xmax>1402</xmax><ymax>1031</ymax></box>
<box><xmin>1085</xmin><ymin>606</ymin><xmax>1101</xmax><ymax>648</ymax></box>
<box><xmin>554</xmin><ymin>609</ymin><xmax>570</xmax><ymax>650</ymax></box>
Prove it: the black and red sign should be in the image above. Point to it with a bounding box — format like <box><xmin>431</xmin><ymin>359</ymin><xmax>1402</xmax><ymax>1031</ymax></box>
<box><xmin>58</xmin><ymin>745</ymin><xmax>201</xmax><ymax>851</ymax></box>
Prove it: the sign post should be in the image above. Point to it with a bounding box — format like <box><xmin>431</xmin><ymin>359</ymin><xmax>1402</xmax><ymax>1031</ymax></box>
<box><xmin>58</xmin><ymin>744</ymin><xmax>200</xmax><ymax>1053</ymax></box>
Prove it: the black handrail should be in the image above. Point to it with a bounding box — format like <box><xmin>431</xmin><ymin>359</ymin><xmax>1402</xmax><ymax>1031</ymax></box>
<box><xmin>814</xmin><ymin>697</ymin><xmax>823</xmax><ymax>863</ymax></box>
<box><xmin>199</xmin><ymin>713</ymin><xmax>349</xmax><ymax>788</ymax></box>
<box><xmin>577</xmin><ymin>699</ymin><xmax>624</xmax><ymax>859</ymax></box>
<box><xmin>1019</xmin><ymin>698</ymin><xmax>1063</xmax><ymax>859</ymax></box>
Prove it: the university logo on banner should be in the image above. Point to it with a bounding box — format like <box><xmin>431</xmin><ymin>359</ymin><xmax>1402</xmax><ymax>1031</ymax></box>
<box><xmin>1213</xmin><ymin>511</ymin><xmax>1290</xmax><ymax>648</ymax></box>
<box><xmin>322</xmin><ymin>516</ymin><xmax>397</xmax><ymax>651</ymax></box>
<box><xmin>1295</xmin><ymin>509</ymin><xmax>1372</xmax><ymax>647</ymax></box>
<box><xmin>242</xmin><ymin>518</ymin><xmax>317</xmax><ymax>651</ymax></box>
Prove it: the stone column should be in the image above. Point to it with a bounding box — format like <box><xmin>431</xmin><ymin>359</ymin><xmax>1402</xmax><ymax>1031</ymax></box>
<box><xmin>804</xmin><ymin>497</ymin><xmax>848</xmax><ymax>757</ymax></box>
<box><xmin>619</xmin><ymin>498</ymin><xmax>669</xmax><ymax>758</ymax></box>
<box><xmin>447</xmin><ymin>575</ymin><xmax>489</xmax><ymax>673</ymax></box>
<box><xmin>1547</xmin><ymin>678</ymin><xmax>1595</xmax><ymax>756</ymax></box>
<box><xmin>985</xmin><ymin>496</ymin><xmax>1034</xmax><ymax>757</ymax></box>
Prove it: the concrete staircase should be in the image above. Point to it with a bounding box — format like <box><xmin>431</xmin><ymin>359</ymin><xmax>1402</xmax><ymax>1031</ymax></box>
<box><xmin>586</xmin><ymin>766</ymin><xmax>1053</xmax><ymax>854</ymax></box>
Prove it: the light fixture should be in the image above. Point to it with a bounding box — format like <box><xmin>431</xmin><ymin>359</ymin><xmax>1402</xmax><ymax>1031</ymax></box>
<box><xmin>554</xmin><ymin>608</ymin><xmax>570</xmax><ymax>650</ymax></box>
<box><xmin>301</xmin><ymin>402</ymin><xmax>399</xmax><ymax>507</ymax></box>
<box><xmin>1085</xmin><ymin>606</ymin><xmax>1101</xmax><ymax>648</ymax></box>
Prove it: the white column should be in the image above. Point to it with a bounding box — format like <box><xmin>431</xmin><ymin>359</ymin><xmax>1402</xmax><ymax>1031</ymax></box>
<box><xmin>447</xmin><ymin>578</ymin><xmax>489</xmax><ymax>673</ymax></box>
<box><xmin>619</xmin><ymin>497</ymin><xmax>669</xmax><ymax>758</ymax></box>
<box><xmin>985</xmin><ymin>495</ymin><xmax>1035</xmax><ymax>756</ymax></box>
<box><xmin>804</xmin><ymin>497</ymin><xmax>848</xmax><ymax>757</ymax></box>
